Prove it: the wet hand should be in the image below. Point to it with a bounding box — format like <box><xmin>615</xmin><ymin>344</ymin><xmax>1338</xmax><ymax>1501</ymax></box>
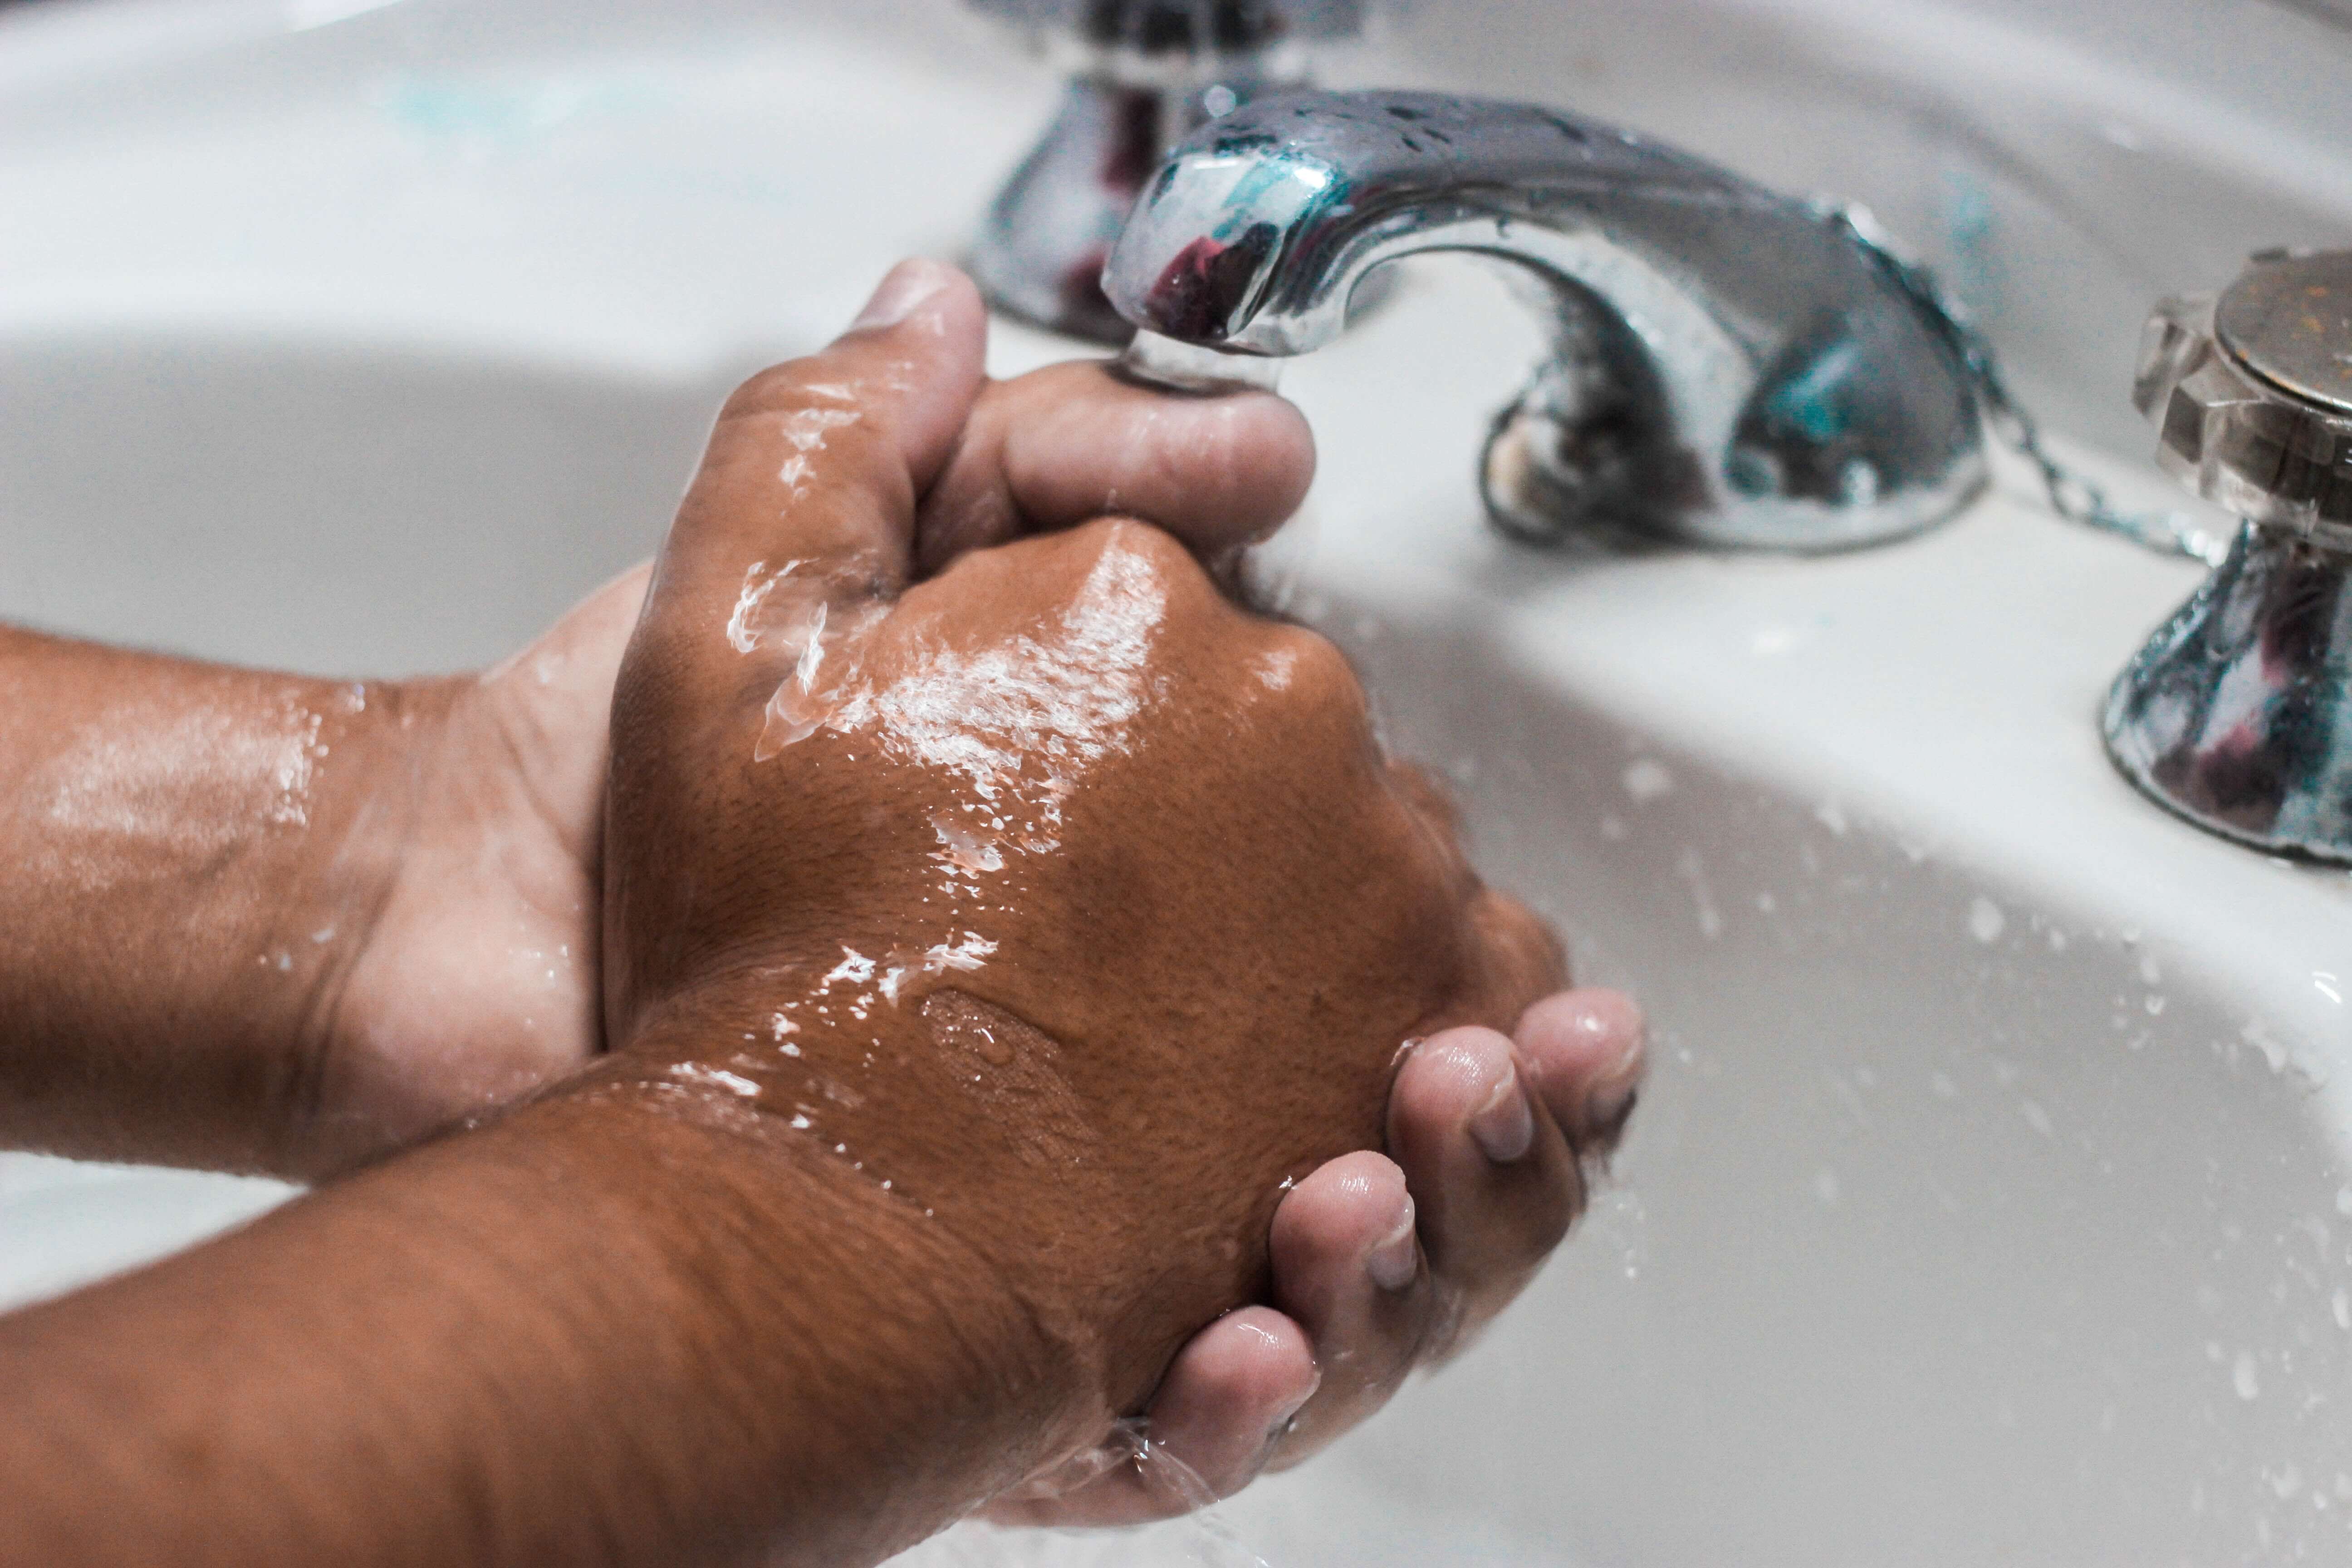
<box><xmin>597</xmin><ymin>257</ymin><xmax>1571</xmax><ymax>1445</ymax></box>
<box><xmin>330</xmin><ymin>258</ymin><xmax>1644</xmax><ymax>1520</ymax></box>
<box><xmin>310</xmin><ymin>272</ymin><xmax>1318</xmax><ymax>1169</ymax></box>
<box><xmin>990</xmin><ymin>986</ymin><xmax>1645</xmax><ymax>1523</ymax></box>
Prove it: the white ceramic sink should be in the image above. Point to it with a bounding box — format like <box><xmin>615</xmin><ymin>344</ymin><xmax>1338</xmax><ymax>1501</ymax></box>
<box><xmin>6</xmin><ymin>0</ymin><xmax>2352</xmax><ymax>1561</ymax></box>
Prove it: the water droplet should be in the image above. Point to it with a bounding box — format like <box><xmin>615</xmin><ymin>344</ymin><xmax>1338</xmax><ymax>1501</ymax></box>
<box><xmin>2244</xmin><ymin>1020</ymin><xmax>2290</xmax><ymax>1073</ymax></box>
<box><xmin>2234</xmin><ymin>1350</ymin><xmax>2261</xmax><ymax>1400</ymax></box>
<box><xmin>1968</xmin><ymin>897</ymin><xmax>2006</xmax><ymax>945</ymax></box>
<box><xmin>1621</xmin><ymin>758</ymin><xmax>1674</xmax><ymax>802</ymax></box>
<box><xmin>1675</xmin><ymin>848</ymin><xmax>1723</xmax><ymax>940</ymax></box>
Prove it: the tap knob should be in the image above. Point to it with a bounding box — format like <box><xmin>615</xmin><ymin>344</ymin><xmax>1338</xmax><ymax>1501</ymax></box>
<box><xmin>2104</xmin><ymin>248</ymin><xmax>2352</xmax><ymax>863</ymax></box>
<box><xmin>2133</xmin><ymin>247</ymin><xmax>2352</xmax><ymax>543</ymax></box>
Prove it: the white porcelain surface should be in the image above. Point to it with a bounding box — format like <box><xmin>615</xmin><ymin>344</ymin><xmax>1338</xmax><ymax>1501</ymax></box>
<box><xmin>5</xmin><ymin>0</ymin><xmax>2352</xmax><ymax>1561</ymax></box>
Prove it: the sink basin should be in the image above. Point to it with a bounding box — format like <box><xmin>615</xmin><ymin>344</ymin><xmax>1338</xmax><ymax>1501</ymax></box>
<box><xmin>6</xmin><ymin>0</ymin><xmax>2352</xmax><ymax>1561</ymax></box>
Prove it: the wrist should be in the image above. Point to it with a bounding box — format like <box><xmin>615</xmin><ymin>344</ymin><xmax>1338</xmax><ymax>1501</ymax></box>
<box><xmin>261</xmin><ymin>674</ymin><xmax>463</xmax><ymax>1172</ymax></box>
<box><xmin>607</xmin><ymin>988</ymin><xmax>1170</xmax><ymax>1416</ymax></box>
<box><xmin>521</xmin><ymin>1071</ymin><xmax>1103</xmax><ymax>1557</ymax></box>
<box><xmin>0</xmin><ymin>1066</ymin><xmax>1093</xmax><ymax>1568</ymax></box>
<box><xmin>297</xmin><ymin>672</ymin><xmax>605</xmax><ymax>1175</ymax></box>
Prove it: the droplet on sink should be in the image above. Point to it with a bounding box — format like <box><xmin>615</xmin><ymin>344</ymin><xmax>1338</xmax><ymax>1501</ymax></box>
<box><xmin>1675</xmin><ymin>847</ymin><xmax>1722</xmax><ymax>939</ymax></box>
<box><xmin>2234</xmin><ymin>1350</ymin><xmax>2261</xmax><ymax>1401</ymax></box>
<box><xmin>1621</xmin><ymin>758</ymin><xmax>1674</xmax><ymax>802</ymax></box>
<box><xmin>1812</xmin><ymin>1166</ymin><xmax>1840</xmax><ymax>1206</ymax></box>
<box><xmin>1968</xmin><ymin>896</ymin><xmax>2006</xmax><ymax>944</ymax></box>
<box><xmin>2333</xmin><ymin>1289</ymin><xmax>2350</xmax><ymax>1331</ymax></box>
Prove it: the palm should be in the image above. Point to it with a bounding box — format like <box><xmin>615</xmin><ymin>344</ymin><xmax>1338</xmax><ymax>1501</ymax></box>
<box><xmin>314</xmin><ymin>567</ymin><xmax>648</xmax><ymax>1168</ymax></box>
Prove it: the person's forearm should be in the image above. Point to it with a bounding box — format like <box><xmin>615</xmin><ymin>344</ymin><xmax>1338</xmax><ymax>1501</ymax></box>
<box><xmin>0</xmin><ymin>626</ymin><xmax>431</xmax><ymax>1171</ymax></box>
<box><xmin>0</xmin><ymin>1072</ymin><xmax>1083</xmax><ymax>1568</ymax></box>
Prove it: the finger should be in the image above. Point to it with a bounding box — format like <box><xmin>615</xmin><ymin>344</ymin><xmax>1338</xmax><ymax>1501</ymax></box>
<box><xmin>1515</xmin><ymin>987</ymin><xmax>1646</xmax><ymax>1161</ymax></box>
<box><xmin>1387</xmin><ymin>1025</ymin><xmax>1581</xmax><ymax>1355</ymax></box>
<box><xmin>913</xmin><ymin>362</ymin><xmax>1314</xmax><ymax>575</ymax></box>
<box><xmin>1261</xmin><ymin>1151</ymin><xmax>1434</xmax><ymax>1470</ymax></box>
<box><xmin>659</xmin><ymin>258</ymin><xmax>988</xmax><ymax>614</ymax></box>
<box><xmin>983</xmin><ymin>1308</ymin><xmax>1316</xmax><ymax>1527</ymax></box>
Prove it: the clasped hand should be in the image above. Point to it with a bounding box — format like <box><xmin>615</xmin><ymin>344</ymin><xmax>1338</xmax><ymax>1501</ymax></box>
<box><xmin>582</xmin><ymin>260</ymin><xmax>1646</xmax><ymax>1511</ymax></box>
<box><xmin>0</xmin><ymin>260</ymin><xmax>1644</xmax><ymax>1550</ymax></box>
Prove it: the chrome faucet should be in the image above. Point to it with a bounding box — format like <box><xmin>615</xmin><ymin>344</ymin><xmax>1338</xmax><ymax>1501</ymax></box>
<box><xmin>1101</xmin><ymin>88</ymin><xmax>1989</xmax><ymax>551</ymax></box>
<box><xmin>965</xmin><ymin>0</ymin><xmax>1365</xmax><ymax>343</ymax></box>
<box><xmin>2104</xmin><ymin>247</ymin><xmax>2352</xmax><ymax>864</ymax></box>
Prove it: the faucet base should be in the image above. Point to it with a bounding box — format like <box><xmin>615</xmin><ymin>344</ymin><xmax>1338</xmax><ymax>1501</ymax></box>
<box><xmin>1480</xmin><ymin>393</ymin><xmax>1990</xmax><ymax>554</ymax></box>
<box><xmin>2104</xmin><ymin>522</ymin><xmax>2352</xmax><ymax>865</ymax></box>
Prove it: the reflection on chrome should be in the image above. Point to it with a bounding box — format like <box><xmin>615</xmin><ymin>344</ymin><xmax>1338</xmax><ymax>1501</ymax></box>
<box><xmin>1102</xmin><ymin>88</ymin><xmax>1989</xmax><ymax>551</ymax></box>
<box><xmin>2106</xmin><ymin>247</ymin><xmax>2352</xmax><ymax>864</ymax></box>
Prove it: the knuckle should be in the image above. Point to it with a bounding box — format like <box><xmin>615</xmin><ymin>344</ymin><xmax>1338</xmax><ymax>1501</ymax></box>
<box><xmin>1248</xmin><ymin>626</ymin><xmax>1367</xmax><ymax>730</ymax></box>
<box><xmin>1470</xmin><ymin>891</ymin><xmax>1570</xmax><ymax>1013</ymax></box>
<box><xmin>1385</xmin><ymin>759</ymin><xmax>1465</xmax><ymax>833</ymax></box>
<box><xmin>719</xmin><ymin>361</ymin><xmax>808</xmax><ymax>418</ymax></box>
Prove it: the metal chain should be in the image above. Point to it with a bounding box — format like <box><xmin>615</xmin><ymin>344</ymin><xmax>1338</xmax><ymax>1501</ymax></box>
<box><xmin>1826</xmin><ymin>205</ymin><xmax>2232</xmax><ymax>568</ymax></box>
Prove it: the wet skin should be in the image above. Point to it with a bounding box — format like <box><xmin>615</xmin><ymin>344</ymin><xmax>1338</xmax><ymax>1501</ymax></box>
<box><xmin>0</xmin><ymin>260</ymin><xmax>1645</xmax><ymax>1558</ymax></box>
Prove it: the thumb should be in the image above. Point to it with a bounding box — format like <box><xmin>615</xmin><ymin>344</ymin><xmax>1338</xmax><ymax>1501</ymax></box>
<box><xmin>657</xmin><ymin>258</ymin><xmax>987</xmax><ymax>615</ymax></box>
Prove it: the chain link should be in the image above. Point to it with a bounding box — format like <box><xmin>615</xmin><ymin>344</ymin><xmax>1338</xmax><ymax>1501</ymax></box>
<box><xmin>1825</xmin><ymin>206</ymin><xmax>2232</xmax><ymax>568</ymax></box>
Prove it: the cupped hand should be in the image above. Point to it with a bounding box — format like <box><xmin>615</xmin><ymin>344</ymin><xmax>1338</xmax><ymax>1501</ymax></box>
<box><xmin>324</xmin><ymin>257</ymin><xmax>1642</xmax><ymax>1514</ymax></box>
<box><xmin>595</xmin><ymin>258</ymin><xmax>1643</xmax><ymax>1486</ymax></box>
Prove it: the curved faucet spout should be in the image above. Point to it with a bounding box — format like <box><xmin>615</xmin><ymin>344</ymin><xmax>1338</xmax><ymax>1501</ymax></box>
<box><xmin>1101</xmin><ymin>89</ymin><xmax>1987</xmax><ymax>551</ymax></box>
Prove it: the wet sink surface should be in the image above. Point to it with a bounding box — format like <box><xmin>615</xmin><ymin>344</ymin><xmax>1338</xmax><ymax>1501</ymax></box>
<box><xmin>7</xmin><ymin>0</ymin><xmax>2352</xmax><ymax>1561</ymax></box>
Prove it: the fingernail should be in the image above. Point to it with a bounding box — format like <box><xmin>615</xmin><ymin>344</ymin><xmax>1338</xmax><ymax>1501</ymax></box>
<box><xmin>850</xmin><ymin>258</ymin><xmax>951</xmax><ymax>331</ymax></box>
<box><xmin>1584</xmin><ymin>1033</ymin><xmax>1645</xmax><ymax>1138</ymax></box>
<box><xmin>1469</xmin><ymin>1067</ymin><xmax>1535</xmax><ymax>1163</ymax></box>
<box><xmin>1261</xmin><ymin>1371</ymin><xmax>1321</xmax><ymax>1456</ymax></box>
<box><xmin>1588</xmin><ymin>1080</ymin><xmax>1639</xmax><ymax>1140</ymax></box>
<box><xmin>1365</xmin><ymin>1196</ymin><xmax>1419</xmax><ymax>1291</ymax></box>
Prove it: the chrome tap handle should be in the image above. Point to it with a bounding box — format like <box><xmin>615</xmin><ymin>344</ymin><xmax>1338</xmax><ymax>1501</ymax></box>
<box><xmin>1102</xmin><ymin>88</ymin><xmax>1989</xmax><ymax>551</ymax></box>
